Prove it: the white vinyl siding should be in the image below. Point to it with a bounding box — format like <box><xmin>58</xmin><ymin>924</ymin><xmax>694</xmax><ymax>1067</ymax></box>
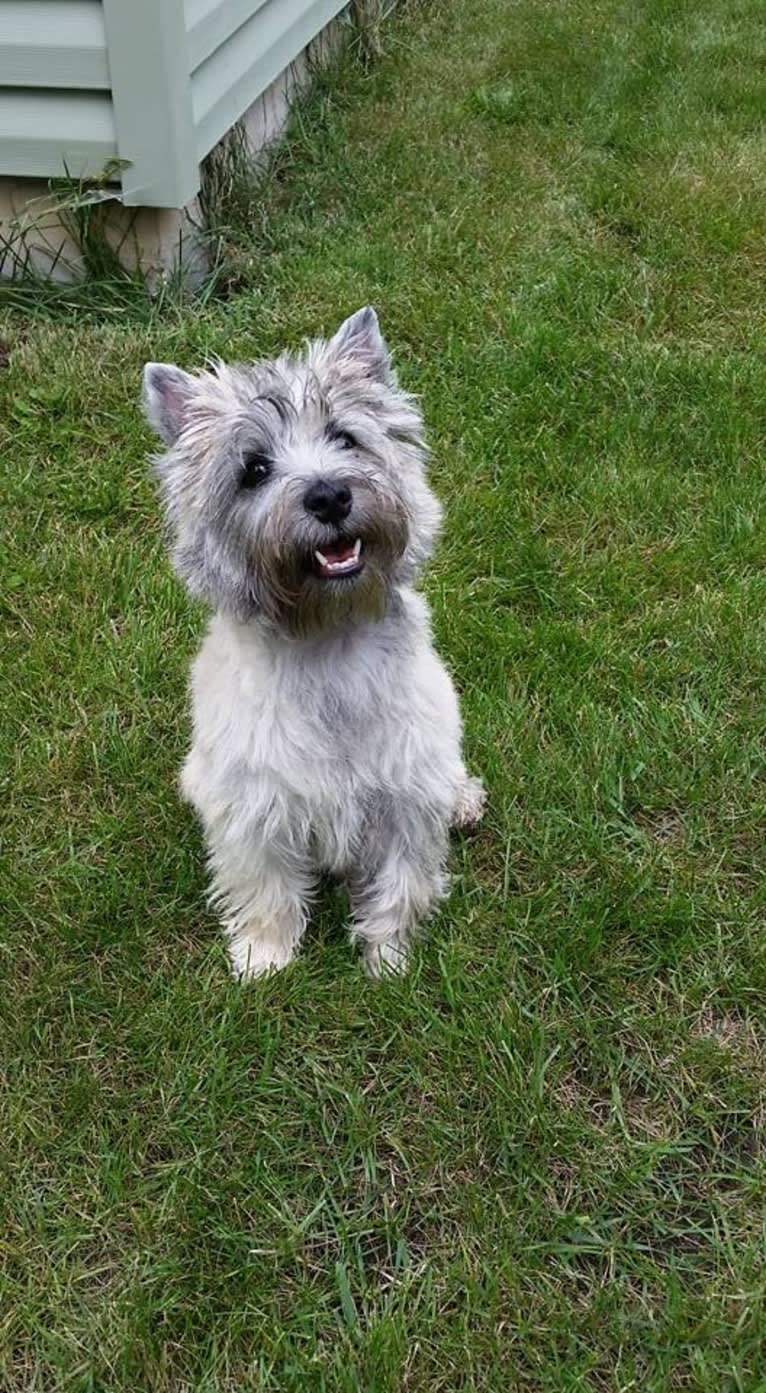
<box><xmin>0</xmin><ymin>0</ymin><xmax>347</xmax><ymax>205</ymax></box>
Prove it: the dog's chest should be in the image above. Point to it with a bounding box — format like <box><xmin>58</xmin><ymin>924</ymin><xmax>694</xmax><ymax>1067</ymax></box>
<box><xmin>201</xmin><ymin>616</ymin><xmax>423</xmax><ymax>786</ymax></box>
<box><xmin>255</xmin><ymin>629</ymin><xmax>418</xmax><ymax>867</ymax></box>
<box><xmin>268</xmin><ymin>628</ymin><xmax>410</xmax><ymax>777</ymax></box>
<box><xmin>190</xmin><ymin>608</ymin><xmax>457</xmax><ymax>873</ymax></box>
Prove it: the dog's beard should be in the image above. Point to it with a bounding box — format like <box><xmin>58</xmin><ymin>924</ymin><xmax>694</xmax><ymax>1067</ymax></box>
<box><xmin>278</xmin><ymin>558</ymin><xmax>391</xmax><ymax>638</ymax></box>
<box><xmin>241</xmin><ymin>484</ymin><xmax>409</xmax><ymax>638</ymax></box>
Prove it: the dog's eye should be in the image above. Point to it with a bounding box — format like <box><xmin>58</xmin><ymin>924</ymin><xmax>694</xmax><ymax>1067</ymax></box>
<box><xmin>328</xmin><ymin>426</ymin><xmax>358</xmax><ymax>451</ymax></box>
<box><xmin>240</xmin><ymin>450</ymin><xmax>271</xmax><ymax>488</ymax></box>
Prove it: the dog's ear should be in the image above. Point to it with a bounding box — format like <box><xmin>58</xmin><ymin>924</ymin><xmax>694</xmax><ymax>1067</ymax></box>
<box><xmin>329</xmin><ymin>306</ymin><xmax>393</xmax><ymax>383</ymax></box>
<box><xmin>142</xmin><ymin>363</ymin><xmax>197</xmax><ymax>446</ymax></box>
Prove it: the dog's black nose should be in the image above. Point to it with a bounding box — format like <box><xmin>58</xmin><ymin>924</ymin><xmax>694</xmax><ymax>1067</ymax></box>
<box><xmin>304</xmin><ymin>478</ymin><xmax>352</xmax><ymax>525</ymax></box>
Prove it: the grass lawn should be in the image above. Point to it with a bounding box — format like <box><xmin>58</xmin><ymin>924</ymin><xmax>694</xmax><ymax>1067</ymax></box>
<box><xmin>3</xmin><ymin>0</ymin><xmax>766</xmax><ymax>1386</ymax></box>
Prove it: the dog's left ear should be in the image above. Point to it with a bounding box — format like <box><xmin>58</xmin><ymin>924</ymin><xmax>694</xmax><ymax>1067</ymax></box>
<box><xmin>142</xmin><ymin>362</ymin><xmax>197</xmax><ymax>446</ymax></box>
<box><xmin>329</xmin><ymin>306</ymin><xmax>394</xmax><ymax>383</ymax></box>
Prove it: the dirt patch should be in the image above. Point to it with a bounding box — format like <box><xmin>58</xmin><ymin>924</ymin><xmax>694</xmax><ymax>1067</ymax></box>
<box><xmin>692</xmin><ymin>1006</ymin><xmax>766</xmax><ymax>1074</ymax></box>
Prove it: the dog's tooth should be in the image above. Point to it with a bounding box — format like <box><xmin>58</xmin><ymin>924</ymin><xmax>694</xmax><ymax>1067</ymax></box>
<box><xmin>315</xmin><ymin>550</ymin><xmax>329</xmax><ymax>567</ymax></box>
<box><xmin>352</xmin><ymin>538</ymin><xmax>362</xmax><ymax>558</ymax></box>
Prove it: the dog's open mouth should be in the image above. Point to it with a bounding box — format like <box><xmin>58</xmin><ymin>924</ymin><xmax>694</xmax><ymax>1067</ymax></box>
<box><xmin>313</xmin><ymin>538</ymin><xmax>364</xmax><ymax>579</ymax></box>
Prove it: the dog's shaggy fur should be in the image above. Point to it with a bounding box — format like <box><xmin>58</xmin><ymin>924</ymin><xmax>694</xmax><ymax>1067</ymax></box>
<box><xmin>143</xmin><ymin>308</ymin><xmax>484</xmax><ymax>977</ymax></box>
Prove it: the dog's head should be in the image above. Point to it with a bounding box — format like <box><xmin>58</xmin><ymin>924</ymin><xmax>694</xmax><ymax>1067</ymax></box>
<box><xmin>142</xmin><ymin>308</ymin><xmax>441</xmax><ymax>636</ymax></box>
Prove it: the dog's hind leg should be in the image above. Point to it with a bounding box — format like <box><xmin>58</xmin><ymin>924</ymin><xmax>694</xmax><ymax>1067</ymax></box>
<box><xmin>207</xmin><ymin>831</ymin><xmax>314</xmax><ymax>980</ymax></box>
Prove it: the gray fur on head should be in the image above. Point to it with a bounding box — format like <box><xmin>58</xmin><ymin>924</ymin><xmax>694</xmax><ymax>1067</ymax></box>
<box><xmin>142</xmin><ymin>308</ymin><xmax>442</xmax><ymax>637</ymax></box>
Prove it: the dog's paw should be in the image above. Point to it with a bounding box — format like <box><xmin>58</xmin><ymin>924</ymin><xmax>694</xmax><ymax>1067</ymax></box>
<box><xmin>363</xmin><ymin>937</ymin><xmax>411</xmax><ymax>979</ymax></box>
<box><xmin>451</xmin><ymin>774</ymin><xmax>486</xmax><ymax>830</ymax></box>
<box><xmin>227</xmin><ymin>933</ymin><xmax>295</xmax><ymax>980</ymax></box>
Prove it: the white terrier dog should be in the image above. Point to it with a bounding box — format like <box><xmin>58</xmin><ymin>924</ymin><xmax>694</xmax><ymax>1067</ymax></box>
<box><xmin>143</xmin><ymin>308</ymin><xmax>484</xmax><ymax>978</ymax></box>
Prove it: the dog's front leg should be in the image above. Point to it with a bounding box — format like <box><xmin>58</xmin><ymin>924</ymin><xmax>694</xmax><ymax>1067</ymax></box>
<box><xmin>350</xmin><ymin>819</ymin><xmax>449</xmax><ymax>978</ymax></box>
<box><xmin>207</xmin><ymin>827</ymin><xmax>314</xmax><ymax>980</ymax></box>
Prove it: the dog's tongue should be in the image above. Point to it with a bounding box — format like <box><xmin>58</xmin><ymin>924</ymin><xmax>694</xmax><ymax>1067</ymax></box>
<box><xmin>321</xmin><ymin>543</ymin><xmax>356</xmax><ymax>564</ymax></box>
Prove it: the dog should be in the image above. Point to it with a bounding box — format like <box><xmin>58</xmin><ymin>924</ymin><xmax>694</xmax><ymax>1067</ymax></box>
<box><xmin>142</xmin><ymin>307</ymin><xmax>484</xmax><ymax>978</ymax></box>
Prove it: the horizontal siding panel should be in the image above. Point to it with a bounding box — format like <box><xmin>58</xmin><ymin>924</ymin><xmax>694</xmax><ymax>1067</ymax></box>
<box><xmin>0</xmin><ymin>89</ymin><xmax>116</xmax><ymax>179</ymax></box>
<box><xmin>192</xmin><ymin>0</ymin><xmax>346</xmax><ymax>162</ymax></box>
<box><xmin>0</xmin><ymin>1</ymin><xmax>109</xmax><ymax>90</ymax></box>
<box><xmin>185</xmin><ymin>0</ymin><xmax>270</xmax><ymax>71</ymax></box>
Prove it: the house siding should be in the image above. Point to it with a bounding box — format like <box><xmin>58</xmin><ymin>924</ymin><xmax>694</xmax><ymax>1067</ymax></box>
<box><xmin>0</xmin><ymin>0</ymin><xmax>348</xmax><ymax>206</ymax></box>
<box><xmin>0</xmin><ymin>2</ymin><xmax>114</xmax><ymax>180</ymax></box>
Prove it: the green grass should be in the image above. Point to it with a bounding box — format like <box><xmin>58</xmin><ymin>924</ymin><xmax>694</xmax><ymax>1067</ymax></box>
<box><xmin>3</xmin><ymin>0</ymin><xmax>766</xmax><ymax>1387</ymax></box>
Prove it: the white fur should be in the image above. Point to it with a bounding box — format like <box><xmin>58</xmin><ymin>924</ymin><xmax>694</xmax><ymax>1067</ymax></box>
<box><xmin>181</xmin><ymin>589</ymin><xmax>479</xmax><ymax>976</ymax></box>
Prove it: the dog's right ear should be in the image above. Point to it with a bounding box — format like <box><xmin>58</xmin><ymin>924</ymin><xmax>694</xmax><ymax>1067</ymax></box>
<box><xmin>142</xmin><ymin>363</ymin><xmax>197</xmax><ymax>446</ymax></box>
